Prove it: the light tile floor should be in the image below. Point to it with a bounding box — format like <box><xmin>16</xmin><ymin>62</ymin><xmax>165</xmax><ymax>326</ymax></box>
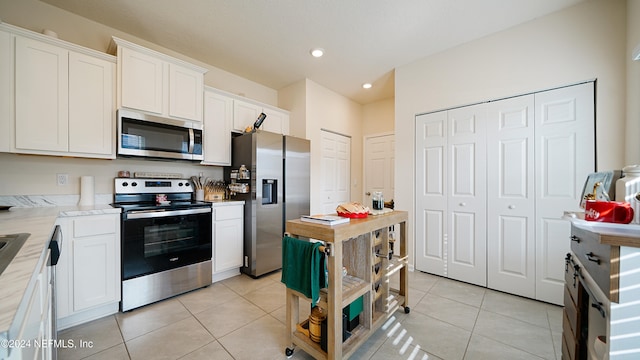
<box><xmin>57</xmin><ymin>270</ymin><xmax>563</xmax><ymax>360</ymax></box>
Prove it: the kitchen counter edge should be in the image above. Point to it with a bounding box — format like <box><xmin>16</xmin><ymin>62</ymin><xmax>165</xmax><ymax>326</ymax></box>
<box><xmin>570</xmin><ymin>218</ymin><xmax>640</xmax><ymax>247</ymax></box>
<box><xmin>0</xmin><ymin>205</ymin><xmax>122</xmax><ymax>337</ymax></box>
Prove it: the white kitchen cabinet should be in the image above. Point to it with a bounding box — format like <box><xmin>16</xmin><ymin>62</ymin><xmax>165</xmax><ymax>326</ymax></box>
<box><xmin>56</xmin><ymin>214</ymin><xmax>120</xmax><ymax>330</ymax></box>
<box><xmin>232</xmin><ymin>98</ymin><xmax>290</xmax><ymax>135</ymax></box>
<box><xmin>233</xmin><ymin>99</ymin><xmax>262</xmax><ymax>132</ymax></box>
<box><xmin>5</xmin><ymin>234</ymin><xmax>54</xmax><ymax>360</ymax></box>
<box><xmin>3</xmin><ymin>23</ymin><xmax>116</xmax><ymax>159</ymax></box>
<box><xmin>202</xmin><ymin>87</ymin><xmax>233</xmax><ymax>166</ymax></box>
<box><xmin>111</xmin><ymin>37</ymin><xmax>206</xmax><ymax>122</ymax></box>
<box><xmin>68</xmin><ymin>52</ymin><xmax>115</xmax><ymax>156</ymax></box>
<box><xmin>212</xmin><ymin>203</ymin><xmax>244</xmax><ymax>282</ymax></box>
<box><xmin>15</xmin><ymin>36</ymin><xmax>69</xmax><ymax>152</ymax></box>
<box><xmin>119</xmin><ymin>46</ymin><xmax>164</xmax><ymax>115</ymax></box>
<box><xmin>415</xmin><ymin>82</ymin><xmax>595</xmax><ymax>305</ymax></box>
<box><xmin>262</xmin><ymin>106</ymin><xmax>290</xmax><ymax>135</ymax></box>
<box><xmin>0</xmin><ymin>29</ymin><xmax>12</xmax><ymax>153</ymax></box>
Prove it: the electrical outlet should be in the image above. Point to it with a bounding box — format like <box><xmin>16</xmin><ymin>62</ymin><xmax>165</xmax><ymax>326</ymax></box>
<box><xmin>56</xmin><ymin>173</ymin><xmax>68</xmax><ymax>186</ymax></box>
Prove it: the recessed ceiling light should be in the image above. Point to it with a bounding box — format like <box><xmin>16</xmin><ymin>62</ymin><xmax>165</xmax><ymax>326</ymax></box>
<box><xmin>362</xmin><ymin>83</ymin><xmax>372</xmax><ymax>89</ymax></box>
<box><xmin>310</xmin><ymin>48</ymin><xmax>324</xmax><ymax>58</ymax></box>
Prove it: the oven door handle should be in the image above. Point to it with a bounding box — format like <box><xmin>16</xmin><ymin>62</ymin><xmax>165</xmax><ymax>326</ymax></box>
<box><xmin>126</xmin><ymin>207</ymin><xmax>211</xmax><ymax>219</ymax></box>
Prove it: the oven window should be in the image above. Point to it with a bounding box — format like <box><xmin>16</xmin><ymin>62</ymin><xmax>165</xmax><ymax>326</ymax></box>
<box><xmin>122</xmin><ymin>211</ymin><xmax>212</xmax><ymax>280</ymax></box>
<box><xmin>144</xmin><ymin>223</ymin><xmax>199</xmax><ymax>257</ymax></box>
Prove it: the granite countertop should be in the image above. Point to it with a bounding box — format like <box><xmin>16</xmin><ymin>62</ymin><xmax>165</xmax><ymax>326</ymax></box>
<box><xmin>0</xmin><ymin>204</ymin><xmax>121</xmax><ymax>338</ymax></box>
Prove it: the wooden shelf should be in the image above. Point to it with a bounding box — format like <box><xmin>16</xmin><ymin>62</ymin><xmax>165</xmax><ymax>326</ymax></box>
<box><xmin>318</xmin><ymin>275</ymin><xmax>369</xmax><ymax>309</ymax></box>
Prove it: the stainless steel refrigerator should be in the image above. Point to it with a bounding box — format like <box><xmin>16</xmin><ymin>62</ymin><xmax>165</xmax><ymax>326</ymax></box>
<box><xmin>226</xmin><ymin>131</ymin><xmax>310</xmax><ymax>277</ymax></box>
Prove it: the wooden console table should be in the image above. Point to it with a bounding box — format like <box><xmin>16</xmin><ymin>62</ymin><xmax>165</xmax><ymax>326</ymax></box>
<box><xmin>284</xmin><ymin>210</ymin><xmax>409</xmax><ymax>359</ymax></box>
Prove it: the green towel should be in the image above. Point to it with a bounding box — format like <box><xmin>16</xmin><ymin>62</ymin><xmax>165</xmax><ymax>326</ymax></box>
<box><xmin>281</xmin><ymin>236</ymin><xmax>325</xmax><ymax>303</ymax></box>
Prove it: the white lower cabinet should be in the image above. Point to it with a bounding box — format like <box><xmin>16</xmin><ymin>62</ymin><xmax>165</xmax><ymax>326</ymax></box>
<box><xmin>5</xmin><ymin>243</ymin><xmax>53</xmax><ymax>360</ymax></box>
<box><xmin>56</xmin><ymin>214</ymin><xmax>120</xmax><ymax>330</ymax></box>
<box><xmin>212</xmin><ymin>203</ymin><xmax>244</xmax><ymax>282</ymax></box>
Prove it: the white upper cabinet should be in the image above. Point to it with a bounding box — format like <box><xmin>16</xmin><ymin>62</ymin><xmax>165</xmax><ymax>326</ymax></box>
<box><xmin>202</xmin><ymin>87</ymin><xmax>233</xmax><ymax>166</ymax></box>
<box><xmin>169</xmin><ymin>63</ymin><xmax>203</xmax><ymax>121</ymax></box>
<box><xmin>0</xmin><ymin>29</ymin><xmax>12</xmax><ymax>152</ymax></box>
<box><xmin>233</xmin><ymin>99</ymin><xmax>262</xmax><ymax>132</ymax></box>
<box><xmin>232</xmin><ymin>98</ymin><xmax>290</xmax><ymax>135</ymax></box>
<box><xmin>111</xmin><ymin>37</ymin><xmax>206</xmax><ymax>122</ymax></box>
<box><xmin>119</xmin><ymin>46</ymin><xmax>163</xmax><ymax>114</ymax></box>
<box><xmin>262</xmin><ymin>106</ymin><xmax>290</xmax><ymax>135</ymax></box>
<box><xmin>15</xmin><ymin>36</ymin><xmax>69</xmax><ymax>152</ymax></box>
<box><xmin>68</xmin><ymin>52</ymin><xmax>115</xmax><ymax>156</ymax></box>
<box><xmin>4</xmin><ymin>23</ymin><xmax>116</xmax><ymax>159</ymax></box>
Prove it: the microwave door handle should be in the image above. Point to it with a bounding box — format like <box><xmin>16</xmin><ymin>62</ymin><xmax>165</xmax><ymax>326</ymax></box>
<box><xmin>188</xmin><ymin>128</ymin><xmax>195</xmax><ymax>154</ymax></box>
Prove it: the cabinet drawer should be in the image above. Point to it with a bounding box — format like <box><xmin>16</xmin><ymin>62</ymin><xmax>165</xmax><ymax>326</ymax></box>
<box><xmin>214</xmin><ymin>205</ymin><xmax>243</xmax><ymax>221</ymax></box>
<box><xmin>564</xmin><ymin>255</ymin><xmax>580</xmax><ymax>305</ymax></box>
<box><xmin>563</xmin><ymin>286</ymin><xmax>579</xmax><ymax>336</ymax></box>
<box><xmin>562</xmin><ymin>311</ymin><xmax>578</xmax><ymax>360</ymax></box>
<box><xmin>570</xmin><ymin>225</ymin><xmax>618</xmax><ymax>302</ymax></box>
<box><xmin>73</xmin><ymin>216</ymin><xmax>116</xmax><ymax>237</ymax></box>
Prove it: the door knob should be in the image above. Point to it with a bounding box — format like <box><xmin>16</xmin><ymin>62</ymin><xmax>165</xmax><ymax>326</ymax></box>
<box><xmin>366</xmin><ymin>192</ymin><xmax>371</xmax><ymax>196</ymax></box>
<box><xmin>508</xmin><ymin>205</ymin><xmax>516</xmax><ymax>209</ymax></box>
<box><xmin>459</xmin><ymin>202</ymin><xmax>466</xmax><ymax>206</ymax></box>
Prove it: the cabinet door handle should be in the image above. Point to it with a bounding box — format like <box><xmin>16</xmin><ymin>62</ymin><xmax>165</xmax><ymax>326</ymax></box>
<box><xmin>585</xmin><ymin>252</ymin><xmax>601</xmax><ymax>264</ymax></box>
<box><xmin>459</xmin><ymin>202</ymin><xmax>466</xmax><ymax>206</ymax></box>
<box><xmin>570</xmin><ymin>235</ymin><xmax>581</xmax><ymax>243</ymax></box>
<box><xmin>592</xmin><ymin>302</ymin><xmax>606</xmax><ymax>318</ymax></box>
<box><xmin>508</xmin><ymin>205</ymin><xmax>515</xmax><ymax>209</ymax></box>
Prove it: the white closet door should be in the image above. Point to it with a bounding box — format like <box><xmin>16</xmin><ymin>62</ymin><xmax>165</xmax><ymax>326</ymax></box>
<box><xmin>447</xmin><ymin>104</ymin><xmax>487</xmax><ymax>287</ymax></box>
<box><xmin>535</xmin><ymin>82</ymin><xmax>595</xmax><ymax>305</ymax></box>
<box><xmin>320</xmin><ymin>130</ymin><xmax>351</xmax><ymax>214</ymax></box>
<box><xmin>415</xmin><ymin>111</ymin><xmax>447</xmax><ymax>276</ymax></box>
<box><xmin>364</xmin><ymin>134</ymin><xmax>395</xmax><ymax>207</ymax></box>
<box><xmin>487</xmin><ymin>95</ymin><xmax>536</xmax><ymax>297</ymax></box>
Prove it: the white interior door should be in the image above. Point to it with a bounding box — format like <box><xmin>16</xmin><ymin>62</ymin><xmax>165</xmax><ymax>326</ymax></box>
<box><xmin>364</xmin><ymin>134</ymin><xmax>395</xmax><ymax>209</ymax></box>
<box><xmin>447</xmin><ymin>104</ymin><xmax>487</xmax><ymax>287</ymax></box>
<box><xmin>320</xmin><ymin>130</ymin><xmax>351</xmax><ymax>214</ymax></box>
<box><xmin>415</xmin><ymin>111</ymin><xmax>447</xmax><ymax>276</ymax></box>
<box><xmin>535</xmin><ymin>82</ymin><xmax>595</xmax><ymax>305</ymax></box>
<box><xmin>487</xmin><ymin>95</ymin><xmax>536</xmax><ymax>298</ymax></box>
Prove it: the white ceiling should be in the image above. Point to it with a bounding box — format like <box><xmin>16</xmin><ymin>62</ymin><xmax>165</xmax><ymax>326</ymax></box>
<box><xmin>40</xmin><ymin>0</ymin><xmax>584</xmax><ymax>104</ymax></box>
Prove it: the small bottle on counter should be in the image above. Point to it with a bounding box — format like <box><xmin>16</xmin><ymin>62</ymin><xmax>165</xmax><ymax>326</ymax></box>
<box><xmin>372</xmin><ymin>192</ymin><xmax>384</xmax><ymax>211</ymax></box>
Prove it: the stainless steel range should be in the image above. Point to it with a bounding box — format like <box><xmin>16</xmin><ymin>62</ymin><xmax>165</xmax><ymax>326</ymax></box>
<box><xmin>112</xmin><ymin>178</ymin><xmax>212</xmax><ymax>311</ymax></box>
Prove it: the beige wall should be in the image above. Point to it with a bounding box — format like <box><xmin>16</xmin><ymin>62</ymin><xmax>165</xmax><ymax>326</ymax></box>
<box><xmin>395</xmin><ymin>0</ymin><xmax>627</xmax><ymax>264</ymax></box>
<box><xmin>0</xmin><ymin>153</ymin><xmax>223</xmax><ymax>196</ymax></box>
<box><xmin>303</xmin><ymin>80</ymin><xmax>363</xmax><ymax>213</ymax></box>
<box><xmin>278</xmin><ymin>80</ymin><xmax>307</xmax><ymax>139</ymax></box>
<box><xmin>627</xmin><ymin>0</ymin><xmax>640</xmax><ymax>165</ymax></box>
<box><xmin>362</xmin><ymin>97</ymin><xmax>395</xmax><ymax>136</ymax></box>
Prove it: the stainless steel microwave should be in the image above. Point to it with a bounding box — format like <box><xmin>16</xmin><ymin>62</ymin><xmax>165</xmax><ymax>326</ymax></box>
<box><xmin>117</xmin><ymin>109</ymin><xmax>203</xmax><ymax>161</ymax></box>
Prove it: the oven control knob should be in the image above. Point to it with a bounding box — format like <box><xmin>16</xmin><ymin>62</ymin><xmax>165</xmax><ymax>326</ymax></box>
<box><xmin>178</xmin><ymin>182</ymin><xmax>183</xmax><ymax>186</ymax></box>
<box><xmin>122</xmin><ymin>182</ymin><xmax>128</xmax><ymax>187</ymax></box>
<box><xmin>131</xmin><ymin>182</ymin><xmax>137</xmax><ymax>187</ymax></box>
<box><xmin>185</xmin><ymin>183</ymin><xmax>190</xmax><ymax>187</ymax></box>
